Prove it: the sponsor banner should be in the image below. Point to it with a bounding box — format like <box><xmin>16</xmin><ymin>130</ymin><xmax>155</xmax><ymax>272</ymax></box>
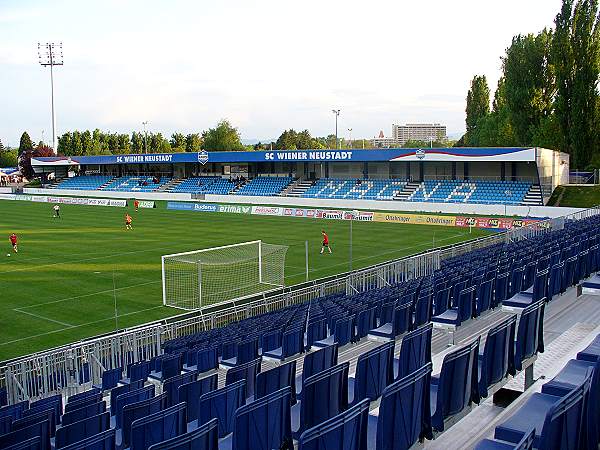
<box><xmin>167</xmin><ymin>201</ymin><xmax>217</xmax><ymax>212</ymax></box>
<box><xmin>47</xmin><ymin>196</ymin><xmax>127</xmax><ymax>207</ymax></box>
<box><xmin>0</xmin><ymin>193</ymin><xmax>126</xmax><ymax>207</ymax></box>
<box><xmin>138</xmin><ymin>200</ymin><xmax>156</xmax><ymax>209</ymax></box>
<box><xmin>251</xmin><ymin>206</ymin><xmax>283</xmax><ymax>216</ymax></box>
<box><xmin>455</xmin><ymin>216</ymin><xmax>545</xmax><ymax>230</ymax></box>
<box><xmin>374</xmin><ymin>212</ymin><xmax>457</xmax><ymax>227</ymax></box>
<box><xmin>217</xmin><ymin>204</ymin><xmax>251</xmax><ymax>214</ymax></box>
<box><xmin>342</xmin><ymin>211</ymin><xmax>374</xmax><ymax>222</ymax></box>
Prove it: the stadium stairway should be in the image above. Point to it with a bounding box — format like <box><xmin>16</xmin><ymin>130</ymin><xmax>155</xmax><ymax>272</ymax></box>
<box><xmin>394</xmin><ymin>182</ymin><xmax>420</xmax><ymax>201</ymax></box>
<box><xmin>281</xmin><ymin>178</ymin><xmax>314</xmax><ymax>197</ymax></box>
<box><xmin>522</xmin><ymin>185</ymin><xmax>543</xmax><ymax>206</ymax></box>
<box><xmin>156</xmin><ymin>178</ymin><xmax>182</xmax><ymax>192</ymax></box>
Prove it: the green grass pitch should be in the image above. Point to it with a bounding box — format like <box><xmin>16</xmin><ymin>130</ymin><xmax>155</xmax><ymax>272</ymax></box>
<box><xmin>0</xmin><ymin>200</ymin><xmax>490</xmax><ymax>361</ymax></box>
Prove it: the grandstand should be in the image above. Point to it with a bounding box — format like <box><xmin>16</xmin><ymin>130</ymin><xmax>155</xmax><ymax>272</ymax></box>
<box><xmin>32</xmin><ymin>147</ymin><xmax>568</xmax><ymax>207</ymax></box>
<box><xmin>0</xmin><ymin>206</ymin><xmax>599</xmax><ymax>449</ymax></box>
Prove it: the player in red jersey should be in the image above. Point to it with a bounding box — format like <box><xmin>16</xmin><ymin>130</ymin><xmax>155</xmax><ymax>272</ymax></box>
<box><xmin>125</xmin><ymin>213</ymin><xmax>133</xmax><ymax>230</ymax></box>
<box><xmin>321</xmin><ymin>230</ymin><xmax>332</xmax><ymax>254</ymax></box>
<box><xmin>9</xmin><ymin>233</ymin><xmax>18</xmax><ymax>253</ymax></box>
<box><xmin>134</xmin><ymin>199</ymin><xmax>139</xmax><ymax>212</ymax></box>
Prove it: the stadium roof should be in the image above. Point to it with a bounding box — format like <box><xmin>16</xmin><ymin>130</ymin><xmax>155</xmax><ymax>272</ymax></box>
<box><xmin>32</xmin><ymin>147</ymin><xmax>538</xmax><ymax>167</ymax></box>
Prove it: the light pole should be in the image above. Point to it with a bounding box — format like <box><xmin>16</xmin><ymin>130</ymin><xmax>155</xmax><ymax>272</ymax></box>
<box><xmin>347</xmin><ymin>128</ymin><xmax>352</xmax><ymax>149</ymax></box>
<box><xmin>38</xmin><ymin>42</ymin><xmax>63</xmax><ymax>154</ymax></box>
<box><xmin>142</xmin><ymin>121</ymin><xmax>149</xmax><ymax>154</ymax></box>
<box><xmin>332</xmin><ymin>109</ymin><xmax>340</xmax><ymax>149</ymax></box>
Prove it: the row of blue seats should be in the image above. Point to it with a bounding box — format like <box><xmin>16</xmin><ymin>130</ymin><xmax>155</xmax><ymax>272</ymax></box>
<box><xmin>475</xmin><ymin>333</ymin><xmax>600</xmax><ymax>450</ymax></box>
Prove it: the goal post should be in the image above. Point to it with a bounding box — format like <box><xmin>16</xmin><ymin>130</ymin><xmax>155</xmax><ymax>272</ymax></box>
<box><xmin>161</xmin><ymin>240</ymin><xmax>288</xmax><ymax>310</ymax></box>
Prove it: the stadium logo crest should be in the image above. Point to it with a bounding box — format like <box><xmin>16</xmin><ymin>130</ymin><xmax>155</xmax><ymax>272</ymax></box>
<box><xmin>415</xmin><ymin>149</ymin><xmax>426</xmax><ymax>160</ymax></box>
<box><xmin>197</xmin><ymin>150</ymin><xmax>209</xmax><ymax>165</ymax></box>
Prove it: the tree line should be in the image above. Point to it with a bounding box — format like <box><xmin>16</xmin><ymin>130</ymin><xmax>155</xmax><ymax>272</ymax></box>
<box><xmin>55</xmin><ymin>120</ymin><xmax>246</xmax><ymax>156</ymax></box>
<box><xmin>459</xmin><ymin>0</ymin><xmax>600</xmax><ymax>169</ymax></box>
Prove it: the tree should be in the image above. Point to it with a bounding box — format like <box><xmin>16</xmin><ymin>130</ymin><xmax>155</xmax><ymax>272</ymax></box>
<box><xmin>81</xmin><ymin>130</ymin><xmax>92</xmax><ymax>155</ymax></box>
<box><xmin>465</xmin><ymin>75</ymin><xmax>490</xmax><ymax>143</ymax></box>
<box><xmin>503</xmin><ymin>30</ymin><xmax>555</xmax><ymax>145</ymax></box>
<box><xmin>19</xmin><ymin>132</ymin><xmax>33</xmax><ymax>155</ymax></box>
<box><xmin>551</xmin><ymin>0</ymin><xmax>600</xmax><ymax>167</ymax></box>
<box><xmin>170</xmin><ymin>133</ymin><xmax>186</xmax><ymax>151</ymax></box>
<box><xmin>0</xmin><ymin>149</ymin><xmax>17</xmax><ymax>167</ymax></box>
<box><xmin>202</xmin><ymin>120</ymin><xmax>245</xmax><ymax>151</ymax></box>
<box><xmin>131</xmin><ymin>132</ymin><xmax>144</xmax><ymax>153</ymax></box>
<box><xmin>18</xmin><ymin>145</ymin><xmax>54</xmax><ymax>179</ymax></box>
<box><xmin>185</xmin><ymin>133</ymin><xmax>202</xmax><ymax>152</ymax></box>
<box><xmin>0</xmin><ymin>138</ymin><xmax>4</xmax><ymax>152</ymax></box>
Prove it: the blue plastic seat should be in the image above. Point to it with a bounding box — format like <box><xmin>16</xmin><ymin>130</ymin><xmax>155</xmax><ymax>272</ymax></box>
<box><xmin>263</xmin><ymin>327</ymin><xmax>304</xmax><ymax>360</ymax></box>
<box><xmin>255</xmin><ymin>360</ymin><xmax>297</xmax><ymax>404</ymax></box>
<box><xmin>356</xmin><ymin>307</ymin><xmax>377</xmax><ymax>341</ymax></box>
<box><xmin>163</xmin><ymin>371</ymin><xmax>197</xmax><ymax>407</ymax></box>
<box><xmin>430</xmin><ymin>338</ymin><xmax>480</xmax><ymax>432</ymax></box>
<box><xmin>541</xmin><ymin>357</ymin><xmax>600</xmax><ymax>449</ymax></box>
<box><xmin>225</xmin><ymin>357</ymin><xmax>261</xmax><ymax>399</ymax></box>
<box><xmin>306</xmin><ymin>319</ymin><xmax>327</xmax><ymax>349</ymax></box>
<box><xmin>130</xmin><ymin>403</ymin><xmax>187</xmax><ymax>450</ymax></box>
<box><xmin>395</xmin><ymin>323</ymin><xmax>433</xmax><ymax>381</ymax></box>
<box><xmin>494</xmin><ymin>368</ymin><xmax>592</xmax><ymax>449</ymax></box>
<box><xmin>109</xmin><ymin>380</ymin><xmax>144</xmax><ymax>416</ymax></box>
<box><xmin>114</xmin><ymin>385</ymin><xmax>155</xmax><ymax>428</ymax></box>
<box><xmin>55</xmin><ymin>411</ymin><xmax>110</xmax><ymax>449</ymax></box>
<box><xmin>514</xmin><ymin>300</ymin><xmax>544</xmax><ymax>371</ymax></box>
<box><xmin>297</xmin><ymin>399</ymin><xmax>369</xmax><ymax>450</ymax></box>
<box><xmin>0</xmin><ymin>420</ymin><xmax>50</xmax><ymax>450</ymax></box>
<box><xmin>301</xmin><ymin>344</ymin><xmax>339</xmax><ymax>386</ymax></box>
<box><xmin>62</xmin><ymin>401</ymin><xmax>107</xmax><ymax>426</ymax></box>
<box><xmin>65</xmin><ymin>392</ymin><xmax>102</xmax><ymax>413</ymax></box>
<box><xmin>432</xmin><ymin>285</ymin><xmax>476</xmax><ymax>327</ymax></box>
<box><xmin>121</xmin><ymin>394</ymin><xmax>166</xmax><ymax>449</ymax></box>
<box><xmin>295</xmin><ymin>362</ymin><xmax>350</xmax><ymax>435</ymax></box>
<box><xmin>369</xmin><ymin>303</ymin><xmax>411</xmax><ymax>340</ymax></box>
<box><xmin>184</xmin><ymin>347</ymin><xmax>218</xmax><ymax>373</ymax></box>
<box><xmin>348</xmin><ymin>341</ymin><xmax>394</xmax><ymax>405</ymax></box>
<box><xmin>198</xmin><ymin>380</ymin><xmax>246</xmax><ymax>438</ymax></box>
<box><xmin>227</xmin><ymin>387</ymin><xmax>292</xmax><ymax>450</ymax></box>
<box><xmin>59</xmin><ymin>429</ymin><xmax>115</xmax><ymax>450</ymax></box>
<box><xmin>149</xmin><ymin>354</ymin><xmax>182</xmax><ymax>382</ymax></box>
<box><xmin>93</xmin><ymin>367</ymin><xmax>123</xmax><ymax>391</ymax></box>
<box><xmin>478</xmin><ymin>316</ymin><xmax>517</xmax><ymax>398</ymax></box>
<box><xmin>178</xmin><ymin>374</ymin><xmax>218</xmax><ymax>423</ymax></box>
<box><xmin>371</xmin><ymin>363</ymin><xmax>433</xmax><ymax>450</ymax></box>
<box><xmin>221</xmin><ymin>338</ymin><xmax>259</xmax><ymax>367</ymax></box>
<box><xmin>147</xmin><ymin>418</ymin><xmax>218</xmax><ymax>450</ymax></box>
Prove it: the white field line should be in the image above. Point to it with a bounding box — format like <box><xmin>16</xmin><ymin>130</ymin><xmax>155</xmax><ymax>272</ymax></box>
<box><xmin>16</xmin><ymin>280</ymin><xmax>160</xmax><ymax>310</ymax></box>
<box><xmin>13</xmin><ymin>308</ymin><xmax>74</xmax><ymax>327</ymax></box>
<box><xmin>0</xmin><ymin>306</ymin><xmax>164</xmax><ymax>346</ymax></box>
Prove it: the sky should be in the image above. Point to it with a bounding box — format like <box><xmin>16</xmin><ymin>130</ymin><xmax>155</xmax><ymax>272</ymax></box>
<box><xmin>0</xmin><ymin>0</ymin><xmax>564</xmax><ymax>147</ymax></box>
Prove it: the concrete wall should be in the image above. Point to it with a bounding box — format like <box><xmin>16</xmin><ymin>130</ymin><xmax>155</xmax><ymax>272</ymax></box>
<box><xmin>14</xmin><ymin>187</ymin><xmax>584</xmax><ymax>218</ymax></box>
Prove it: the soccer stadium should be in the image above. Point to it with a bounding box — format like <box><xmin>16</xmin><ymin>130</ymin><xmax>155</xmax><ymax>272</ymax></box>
<box><xmin>2</xmin><ymin>0</ymin><xmax>600</xmax><ymax>449</ymax></box>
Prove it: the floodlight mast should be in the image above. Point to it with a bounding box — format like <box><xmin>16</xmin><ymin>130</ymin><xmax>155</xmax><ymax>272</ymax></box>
<box><xmin>38</xmin><ymin>42</ymin><xmax>63</xmax><ymax>154</ymax></box>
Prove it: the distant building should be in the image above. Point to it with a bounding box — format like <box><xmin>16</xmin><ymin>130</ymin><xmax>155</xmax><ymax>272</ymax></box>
<box><xmin>392</xmin><ymin>123</ymin><xmax>447</xmax><ymax>146</ymax></box>
<box><xmin>370</xmin><ymin>130</ymin><xmax>397</xmax><ymax>148</ymax></box>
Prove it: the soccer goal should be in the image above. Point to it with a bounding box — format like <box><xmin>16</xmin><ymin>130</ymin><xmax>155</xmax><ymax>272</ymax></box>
<box><xmin>161</xmin><ymin>240</ymin><xmax>288</xmax><ymax>310</ymax></box>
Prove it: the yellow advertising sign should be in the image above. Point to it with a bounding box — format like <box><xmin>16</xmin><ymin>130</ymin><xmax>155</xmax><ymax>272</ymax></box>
<box><xmin>373</xmin><ymin>212</ymin><xmax>457</xmax><ymax>227</ymax></box>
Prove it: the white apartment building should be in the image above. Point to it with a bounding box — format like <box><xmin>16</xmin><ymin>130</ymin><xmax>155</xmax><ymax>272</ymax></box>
<box><xmin>392</xmin><ymin>123</ymin><xmax>447</xmax><ymax>146</ymax></box>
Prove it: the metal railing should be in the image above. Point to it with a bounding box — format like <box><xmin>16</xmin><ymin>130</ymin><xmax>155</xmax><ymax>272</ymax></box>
<box><xmin>2</xmin><ymin>205</ymin><xmax>599</xmax><ymax>404</ymax></box>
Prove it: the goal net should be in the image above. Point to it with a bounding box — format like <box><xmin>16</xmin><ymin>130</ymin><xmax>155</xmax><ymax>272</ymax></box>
<box><xmin>162</xmin><ymin>240</ymin><xmax>288</xmax><ymax>310</ymax></box>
